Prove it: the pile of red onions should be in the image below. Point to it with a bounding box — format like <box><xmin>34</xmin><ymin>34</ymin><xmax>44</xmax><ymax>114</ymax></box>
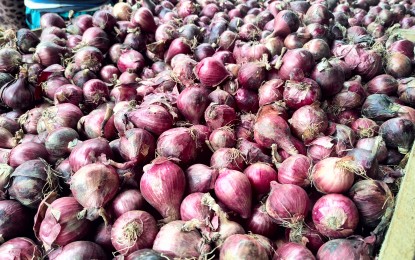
<box><xmin>0</xmin><ymin>0</ymin><xmax>413</xmax><ymax>258</ymax></box>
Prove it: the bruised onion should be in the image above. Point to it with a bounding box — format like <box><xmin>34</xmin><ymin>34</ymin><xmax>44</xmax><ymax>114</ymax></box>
<box><xmin>0</xmin><ymin>48</ymin><xmax>21</xmax><ymax>73</ymax></box>
<box><xmin>70</xmin><ymin>163</ymin><xmax>119</xmax><ymax>221</ymax></box>
<box><xmin>272</xmin><ymin>10</ymin><xmax>300</xmax><ymax>37</ymax></box>
<box><xmin>317</xmin><ymin>238</ymin><xmax>371</xmax><ymax>260</ymax></box>
<box><xmin>312</xmin><ymin>194</ymin><xmax>359</xmax><ymax>238</ymax></box>
<box><xmin>349</xmin><ymin>180</ymin><xmax>393</xmax><ymax>228</ymax></box>
<box><xmin>0</xmin><ymin>200</ymin><xmax>30</xmax><ymax>241</ymax></box>
<box><xmin>119</xmin><ymin>128</ymin><xmax>155</xmax><ymax>164</ymax></box>
<box><xmin>208</xmin><ymin>127</ymin><xmax>236</xmax><ymax>151</ymax></box>
<box><xmin>48</xmin><ymin>241</ymin><xmax>106</xmax><ymax>260</ymax></box>
<box><xmin>185</xmin><ymin>164</ymin><xmax>218</xmax><ymax>193</ymax></box>
<box><xmin>45</xmin><ymin>127</ymin><xmax>79</xmax><ymax>157</ymax></box>
<box><xmin>37</xmin><ymin>103</ymin><xmax>83</xmax><ymax>134</ymax></box>
<box><xmin>220</xmin><ymin>234</ymin><xmax>272</xmax><ymax>259</ymax></box>
<box><xmin>211</xmin><ymin>148</ymin><xmax>245</xmax><ymax>170</ymax></box>
<box><xmin>275</xmin><ymin>242</ymin><xmax>315</xmax><ymax>260</ymax></box>
<box><xmin>380</xmin><ymin>117</ymin><xmax>415</xmax><ymax>154</ymax></box>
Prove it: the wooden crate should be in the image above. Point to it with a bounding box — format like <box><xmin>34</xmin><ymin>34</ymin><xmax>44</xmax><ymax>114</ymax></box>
<box><xmin>379</xmin><ymin>144</ymin><xmax>415</xmax><ymax>259</ymax></box>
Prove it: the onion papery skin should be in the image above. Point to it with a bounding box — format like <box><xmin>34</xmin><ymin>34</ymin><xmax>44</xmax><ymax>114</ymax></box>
<box><xmin>349</xmin><ymin>180</ymin><xmax>393</xmax><ymax>228</ymax></box>
<box><xmin>140</xmin><ymin>158</ymin><xmax>185</xmax><ymax>222</ymax></box>
<box><xmin>312</xmin><ymin>194</ymin><xmax>359</xmax><ymax>238</ymax></box>
<box><xmin>275</xmin><ymin>242</ymin><xmax>316</xmax><ymax>260</ymax></box>
<box><xmin>38</xmin><ymin>197</ymin><xmax>90</xmax><ymax>248</ymax></box>
<box><xmin>311</xmin><ymin>157</ymin><xmax>356</xmax><ymax>194</ymax></box>
<box><xmin>214</xmin><ymin>168</ymin><xmax>252</xmax><ymax>218</ymax></box>
<box><xmin>111</xmin><ymin>210</ymin><xmax>158</xmax><ymax>256</ymax></box>
<box><xmin>278</xmin><ymin>154</ymin><xmax>312</xmax><ymax>187</ymax></box>
<box><xmin>152</xmin><ymin>220</ymin><xmax>211</xmax><ymax>259</ymax></box>
<box><xmin>156</xmin><ymin>127</ymin><xmax>198</xmax><ymax>165</ymax></box>
<box><xmin>266</xmin><ymin>181</ymin><xmax>309</xmax><ymax>224</ymax></box>
<box><xmin>220</xmin><ymin>234</ymin><xmax>272</xmax><ymax>260</ymax></box>
<box><xmin>70</xmin><ymin>163</ymin><xmax>119</xmax><ymax>221</ymax></box>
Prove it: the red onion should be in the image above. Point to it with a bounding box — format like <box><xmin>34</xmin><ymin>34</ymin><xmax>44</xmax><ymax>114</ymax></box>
<box><xmin>304</xmin><ymin>39</ymin><xmax>330</xmax><ymax>61</ymax></box>
<box><xmin>304</xmin><ymin>4</ymin><xmax>332</xmax><ymax>25</ymax></box>
<box><xmin>111</xmin><ymin>210</ymin><xmax>158</xmax><ymax>255</ymax></box>
<box><xmin>237</xmin><ymin>62</ymin><xmax>267</xmax><ymax>90</ymax></box>
<box><xmin>33</xmin><ymin>42</ymin><xmax>67</xmax><ymax>67</ymax></box>
<box><xmin>277</xmin><ymin>49</ymin><xmax>315</xmax><ymax>80</ymax></box>
<box><xmin>366</xmin><ymin>74</ymin><xmax>398</xmax><ymax>95</ymax></box>
<box><xmin>37</xmin><ymin>103</ymin><xmax>83</xmax><ymax>134</ymax></box>
<box><xmin>164</xmin><ymin>38</ymin><xmax>192</xmax><ymax>64</ymax></box>
<box><xmin>140</xmin><ymin>158</ymin><xmax>185</xmax><ymax>222</ymax></box>
<box><xmin>246</xmin><ymin>204</ymin><xmax>279</xmax><ymax>238</ymax></box>
<box><xmin>210</xmin><ymin>148</ymin><xmax>245</xmax><ymax>170</ymax></box>
<box><xmin>92</xmin><ymin>223</ymin><xmax>113</xmax><ymax>251</ymax></box>
<box><xmin>185</xmin><ymin>164</ymin><xmax>218</xmax><ymax>193</ymax></box>
<box><xmin>45</xmin><ymin>127</ymin><xmax>79</xmax><ymax>157</ymax></box>
<box><xmin>100</xmin><ymin>65</ymin><xmax>120</xmax><ymax>84</ymax></box>
<box><xmin>389</xmin><ymin>39</ymin><xmax>414</xmax><ymax>59</ymax></box>
<box><xmin>272</xmin><ymin>10</ymin><xmax>300</xmax><ymax>37</ymax></box>
<box><xmin>386</xmin><ymin>52</ymin><xmax>412</xmax><ymax>78</ymax></box>
<box><xmin>0</xmin><ymin>200</ymin><xmax>30</xmax><ymax>240</ymax></box>
<box><xmin>117</xmin><ymin>49</ymin><xmax>145</xmax><ymax>74</ymax></box>
<box><xmin>311</xmin><ymin>157</ymin><xmax>360</xmax><ymax>194</ymax></box>
<box><xmin>8</xmin><ymin>143</ymin><xmax>48</xmax><ymax>168</ymax></box>
<box><xmin>180</xmin><ymin>192</ymin><xmax>211</xmax><ymax>221</ymax></box>
<box><xmin>68</xmin><ymin>137</ymin><xmax>112</xmax><ymax>172</ymax></box>
<box><xmin>398</xmin><ymin>77</ymin><xmax>415</xmax><ymax>106</ymax></box>
<box><xmin>78</xmin><ymin>107</ymin><xmax>116</xmax><ymax>140</ymax></box>
<box><xmin>109</xmin><ymin>189</ymin><xmax>145</xmax><ymax>218</ymax></box>
<box><xmin>54</xmin><ymin>84</ymin><xmax>83</xmax><ymax>105</ymax></box>
<box><xmin>73</xmin><ymin>46</ymin><xmax>103</xmax><ymax>72</ymax></box>
<box><xmin>380</xmin><ymin>117</ymin><xmax>415</xmax><ymax>154</ymax></box>
<box><xmin>317</xmin><ymin>238</ymin><xmax>370</xmax><ymax>260</ymax></box>
<box><xmin>70</xmin><ymin>163</ymin><xmax>119</xmax><ymax>221</ymax></box>
<box><xmin>208</xmin><ymin>87</ymin><xmax>236</xmax><ymax>107</ymax></box>
<box><xmin>277</xmin><ymin>154</ymin><xmax>312</xmax><ymax>188</ymax></box>
<box><xmin>349</xmin><ymin>180</ymin><xmax>393</xmax><ymax>228</ymax></box>
<box><xmin>290</xmin><ymin>104</ymin><xmax>328</xmax><ymax>143</ymax></box>
<box><xmin>177</xmin><ymin>86</ymin><xmax>210</xmax><ymax>124</ymax></box>
<box><xmin>37</xmin><ymin>197</ymin><xmax>90</xmax><ymax>248</ymax></box>
<box><xmin>92</xmin><ymin>10</ymin><xmax>117</xmax><ymax>31</ymax></box>
<box><xmin>361</xmin><ymin>94</ymin><xmax>401</xmax><ymax>121</ymax></box>
<box><xmin>48</xmin><ymin>241</ymin><xmax>106</xmax><ymax>260</ymax></box>
<box><xmin>204</xmin><ymin>103</ymin><xmax>237</xmax><ymax>130</ymax></box>
<box><xmin>131</xmin><ymin>7</ymin><xmax>157</xmax><ymax>32</ymax></box>
<box><xmin>152</xmin><ymin>220</ymin><xmax>210</xmax><ymax>258</ymax></box>
<box><xmin>157</xmin><ymin>127</ymin><xmax>198</xmax><ymax>165</ymax></box>
<box><xmin>215</xmin><ymin>168</ymin><xmax>252</xmax><ymax>218</ymax></box>
<box><xmin>254</xmin><ymin>110</ymin><xmax>297</xmax><ymax>155</ymax></box>
<box><xmin>356</xmin><ymin>136</ymin><xmax>388</xmax><ymax>163</ymax></box>
<box><xmin>266</xmin><ymin>181</ymin><xmax>309</xmax><ymax>224</ymax></box>
<box><xmin>237</xmin><ymin>139</ymin><xmax>272</xmax><ymax>164</ymax></box>
<box><xmin>208</xmin><ymin>127</ymin><xmax>236</xmax><ymax>151</ymax></box>
<box><xmin>119</xmin><ymin>128</ymin><xmax>155</xmax><ymax>164</ymax></box>
<box><xmin>0</xmin><ymin>237</ymin><xmax>42</xmax><ymax>259</ymax></box>
<box><xmin>275</xmin><ymin>242</ymin><xmax>315</xmax><ymax>260</ymax></box>
<box><xmin>220</xmin><ymin>234</ymin><xmax>272</xmax><ymax>258</ymax></box>
<box><xmin>312</xmin><ymin>194</ymin><xmax>359</xmax><ymax>238</ymax></box>
<box><xmin>0</xmin><ymin>48</ymin><xmax>22</xmax><ymax>73</ymax></box>
<box><xmin>40</xmin><ymin>13</ymin><xmax>65</xmax><ymax>28</ymax></box>
<box><xmin>283</xmin><ymin>78</ymin><xmax>321</xmax><ymax>110</ymax></box>
<box><xmin>311</xmin><ymin>59</ymin><xmax>345</xmax><ymax>96</ymax></box>
<box><xmin>351</xmin><ymin>118</ymin><xmax>379</xmax><ymax>138</ymax></box>
<box><xmin>258</xmin><ymin>79</ymin><xmax>284</xmax><ymax>106</ymax></box>
<box><xmin>332</xmin><ymin>76</ymin><xmax>366</xmax><ymax>111</ymax></box>
<box><xmin>127</xmin><ymin>104</ymin><xmax>174</xmax><ymax>135</ymax></box>
<box><xmin>0</xmin><ymin>68</ymin><xmax>36</xmax><ymax>110</ymax></box>
<box><xmin>195</xmin><ymin>57</ymin><xmax>231</xmax><ymax>87</ymax></box>
<box><xmin>244</xmin><ymin>162</ymin><xmax>277</xmax><ymax>197</ymax></box>
<box><xmin>307</xmin><ymin>136</ymin><xmax>336</xmax><ymax>163</ymax></box>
